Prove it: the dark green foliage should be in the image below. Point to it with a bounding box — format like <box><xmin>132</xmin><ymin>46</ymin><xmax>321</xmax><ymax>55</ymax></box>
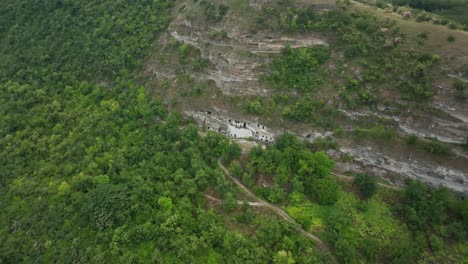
<box><xmin>229</xmin><ymin>160</ymin><xmax>244</xmax><ymax>177</ymax></box>
<box><xmin>392</xmin><ymin>0</ymin><xmax>468</xmax><ymax>27</ymax></box>
<box><xmin>448</xmin><ymin>23</ymin><xmax>458</xmax><ymax>29</ymax></box>
<box><xmin>282</xmin><ymin>97</ymin><xmax>325</xmax><ymax>121</ymax></box>
<box><xmin>237</xmin><ymin>204</ymin><xmax>255</xmax><ymax>224</ymax></box>
<box><xmin>434</xmin><ymin>6</ymin><xmax>468</xmax><ymax>26</ymax></box>
<box><xmin>311</xmin><ymin>137</ymin><xmax>340</xmax><ymax>151</ymax></box>
<box><xmin>361</xmin><ymin>237</ymin><xmax>379</xmax><ymax>263</ymax></box>
<box><xmin>406</xmin><ymin>134</ymin><xmax>418</xmax><ymax>145</ymax></box>
<box><xmin>170</xmin><ymin>40</ymin><xmax>211</xmax><ymax>72</ymax></box>
<box><xmin>0</xmin><ymin>79</ymin><xmax>326</xmax><ymax>263</ymax></box>
<box><xmin>354</xmin><ymin>174</ymin><xmax>377</xmax><ymax>198</ymax></box>
<box><xmin>87</xmin><ymin>184</ymin><xmax>131</xmax><ymax>230</ymax></box>
<box><xmin>447</xmin><ymin>35</ymin><xmax>456</xmax><ymax>42</ymax></box>
<box><xmin>421</xmin><ymin>138</ymin><xmax>452</xmax><ymax>155</ymax></box>
<box><xmin>440</xmin><ymin>19</ymin><xmax>450</xmax><ymax>25</ymax></box>
<box><xmin>339</xmin><ymin>79</ymin><xmax>377</xmax><ymax>108</ymax></box>
<box><xmin>281</xmin><ymin>96</ymin><xmax>342</xmax><ymax>128</ymax></box>
<box><xmin>334</xmin><ymin>238</ymin><xmax>357</xmax><ymax>264</ymax></box>
<box><xmin>454</xmin><ymin>79</ymin><xmax>466</xmax><ymax>100</ymax></box>
<box><xmin>209</xmin><ymin>30</ymin><xmax>228</xmax><ymax>40</ymax></box>
<box><xmin>200</xmin><ymin>1</ymin><xmax>229</xmax><ymax>22</ymax></box>
<box><xmin>352</xmin><ymin>126</ymin><xmax>397</xmax><ymax>142</ymax></box>
<box><xmin>398</xmin><ymin>53</ymin><xmax>440</xmax><ymax>101</ymax></box>
<box><xmin>226</xmin><ymin>143</ymin><xmax>242</xmax><ymax>160</ymax></box>
<box><xmin>395</xmin><ymin>180</ymin><xmax>468</xmax><ymax>243</ymax></box>
<box><xmin>391</xmin><ymin>0</ymin><xmax>468</xmax><ymax>12</ymax></box>
<box><xmin>246</xmin><ymin>134</ymin><xmax>338</xmax><ymax>205</ymax></box>
<box><xmin>417</xmin><ymin>32</ymin><xmax>429</xmax><ymax>39</ymax></box>
<box><xmin>265</xmin><ymin>45</ymin><xmax>330</xmax><ymax>92</ymax></box>
<box><xmin>243</xmin><ymin>97</ymin><xmax>265</xmax><ymax>114</ymax></box>
<box><xmin>222</xmin><ymin>192</ymin><xmax>237</xmax><ymax>212</ymax></box>
<box><xmin>387</xmin><ymin>236</ymin><xmax>420</xmax><ymax>264</ymax></box>
<box><xmin>310</xmin><ymin>177</ymin><xmax>340</xmax><ymax>205</ymax></box>
<box><xmin>406</xmin><ymin>135</ymin><xmax>452</xmax><ymax>156</ymax></box>
<box><xmin>415</xmin><ymin>12</ymin><xmax>431</xmax><ymax>22</ymax></box>
<box><xmin>0</xmin><ymin>0</ymin><xmax>173</xmax><ymax>82</ymax></box>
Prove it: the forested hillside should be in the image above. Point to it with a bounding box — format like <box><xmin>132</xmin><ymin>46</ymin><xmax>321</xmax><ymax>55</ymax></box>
<box><xmin>0</xmin><ymin>0</ymin><xmax>467</xmax><ymax>263</ymax></box>
<box><xmin>0</xmin><ymin>1</ymin><xmax>328</xmax><ymax>262</ymax></box>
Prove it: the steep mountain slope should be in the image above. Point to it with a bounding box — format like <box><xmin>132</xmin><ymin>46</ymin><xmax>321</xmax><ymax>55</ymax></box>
<box><xmin>1</xmin><ymin>1</ymin><xmax>467</xmax><ymax>263</ymax></box>
<box><xmin>142</xmin><ymin>0</ymin><xmax>468</xmax><ymax>194</ymax></box>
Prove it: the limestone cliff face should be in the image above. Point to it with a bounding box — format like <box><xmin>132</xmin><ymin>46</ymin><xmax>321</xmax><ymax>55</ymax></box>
<box><xmin>146</xmin><ymin>0</ymin><xmax>468</xmax><ymax>193</ymax></box>
<box><xmin>186</xmin><ymin>110</ymin><xmax>276</xmax><ymax>142</ymax></box>
<box><xmin>188</xmin><ymin>109</ymin><xmax>468</xmax><ymax>194</ymax></box>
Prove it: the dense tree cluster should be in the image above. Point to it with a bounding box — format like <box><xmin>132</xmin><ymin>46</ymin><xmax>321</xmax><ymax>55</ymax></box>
<box><xmin>236</xmin><ymin>134</ymin><xmax>339</xmax><ymax>206</ymax></box>
<box><xmin>396</xmin><ymin>180</ymin><xmax>468</xmax><ymax>242</ymax></box>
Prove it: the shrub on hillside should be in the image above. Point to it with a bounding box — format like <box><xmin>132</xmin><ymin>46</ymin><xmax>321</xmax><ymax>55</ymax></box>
<box><xmin>421</xmin><ymin>139</ymin><xmax>451</xmax><ymax>155</ymax></box>
<box><xmin>354</xmin><ymin>173</ymin><xmax>377</xmax><ymax>198</ymax></box>
<box><xmin>448</xmin><ymin>23</ymin><xmax>458</xmax><ymax>30</ymax></box>
<box><xmin>454</xmin><ymin>80</ymin><xmax>466</xmax><ymax>100</ymax></box>
<box><xmin>415</xmin><ymin>12</ymin><xmax>431</xmax><ymax>22</ymax></box>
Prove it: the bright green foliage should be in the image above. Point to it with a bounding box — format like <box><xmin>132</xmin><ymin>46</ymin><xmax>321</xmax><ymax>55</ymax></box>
<box><xmin>0</xmin><ymin>1</ymin><xmax>327</xmax><ymax>262</ymax></box>
<box><xmin>323</xmin><ymin>192</ymin><xmax>409</xmax><ymax>263</ymax></box>
<box><xmin>157</xmin><ymin>197</ymin><xmax>173</xmax><ymax>210</ymax></box>
<box><xmin>273</xmin><ymin>250</ymin><xmax>296</xmax><ymax>264</ymax></box>
<box><xmin>265</xmin><ymin>45</ymin><xmax>330</xmax><ymax>92</ymax></box>
<box><xmin>286</xmin><ymin>174</ymin><xmax>466</xmax><ymax>263</ymax></box>
<box><xmin>0</xmin><ymin>72</ymin><xmax>328</xmax><ymax>263</ymax></box>
<box><xmin>0</xmin><ymin>79</ymin><xmax>237</xmax><ymax>262</ymax></box>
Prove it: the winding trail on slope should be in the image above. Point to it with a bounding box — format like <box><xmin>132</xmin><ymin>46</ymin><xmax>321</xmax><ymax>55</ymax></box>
<box><xmin>217</xmin><ymin>160</ymin><xmax>339</xmax><ymax>264</ymax></box>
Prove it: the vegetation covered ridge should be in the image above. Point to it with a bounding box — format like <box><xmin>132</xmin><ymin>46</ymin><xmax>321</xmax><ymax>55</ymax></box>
<box><xmin>0</xmin><ymin>0</ymin><xmax>467</xmax><ymax>263</ymax></box>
